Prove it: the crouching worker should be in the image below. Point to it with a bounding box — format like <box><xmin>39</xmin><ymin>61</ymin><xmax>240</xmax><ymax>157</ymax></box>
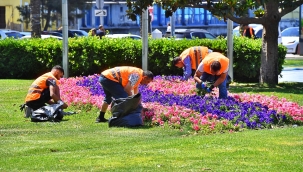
<box><xmin>96</xmin><ymin>66</ymin><xmax>154</xmax><ymax>123</ymax></box>
<box><xmin>194</xmin><ymin>52</ymin><xmax>229</xmax><ymax>99</ymax></box>
<box><xmin>172</xmin><ymin>46</ymin><xmax>212</xmax><ymax>80</ymax></box>
<box><xmin>21</xmin><ymin>65</ymin><xmax>68</xmax><ymax>121</ymax></box>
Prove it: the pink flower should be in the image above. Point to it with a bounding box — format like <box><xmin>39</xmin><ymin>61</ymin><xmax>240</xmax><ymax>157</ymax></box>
<box><xmin>193</xmin><ymin>125</ymin><xmax>200</xmax><ymax>131</ymax></box>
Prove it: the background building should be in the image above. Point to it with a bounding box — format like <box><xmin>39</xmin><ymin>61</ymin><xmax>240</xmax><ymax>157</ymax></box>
<box><xmin>0</xmin><ymin>0</ymin><xmax>30</xmax><ymax>31</ymax></box>
<box><xmin>80</xmin><ymin>1</ymin><xmax>228</xmax><ymax>36</ymax></box>
<box><xmin>0</xmin><ymin>0</ymin><xmax>300</xmax><ymax>36</ymax></box>
<box><xmin>80</xmin><ymin>2</ymin><xmax>300</xmax><ymax>36</ymax></box>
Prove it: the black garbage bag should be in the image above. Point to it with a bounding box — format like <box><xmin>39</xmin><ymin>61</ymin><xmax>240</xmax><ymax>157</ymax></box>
<box><xmin>109</xmin><ymin>93</ymin><xmax>143</xmax><ymax>127</ymax></box>
<box><xmin>31</xmin><ymin>101</ymin><xmax>64</xmax><ymax>122</ymax></box>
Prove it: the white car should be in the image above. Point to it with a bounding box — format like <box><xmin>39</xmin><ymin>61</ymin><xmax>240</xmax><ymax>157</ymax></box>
<box><xmin>233</xmin><ymin>24</ymin><xmax>282</xmax><ymax>44</ymax></box>
<box><xmin>0</xmin><ymin>29</ymin><xmax>23</xmax><ymax>39</ymax></box>
<box><xmin>69</xmin><ymin>29</ymin><xmax>88</xmax><ymax>37</ymax></box>
<box><xmin>281</xmin><ymin>27</ymin><xmax>299</xmax><ymax>54</ymax></box>
<box><xmin>105</xmin><ymin>34</ymin><xmax>141</xmax><ymax>40</ymax></box>
<box><xmin>21</xmin><ymin>35</ymin><xmax>63</xmax><ymax>40</ymax></box>
<box><xmin>19</xmin><ymin>31</ymin><xmax>31</xmax><ymax>37</ymax></box>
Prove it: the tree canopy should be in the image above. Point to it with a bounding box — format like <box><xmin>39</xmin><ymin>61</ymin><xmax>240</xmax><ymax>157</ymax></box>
<box><xmin>126</xmin><ymin>0</ymin><xmax>303</xmax><ymax>85</ymax></box>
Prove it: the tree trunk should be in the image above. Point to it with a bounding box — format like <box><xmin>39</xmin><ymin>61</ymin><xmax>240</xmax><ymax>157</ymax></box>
<box><xmin>43</xmin><ymin>7</ymin><xmax>52</xmax><ymax>31</ymax></box>
<box><xmin>30</xmin><ymin>0</ymin><xmax>41</xmax><ymax>38</ymax></box>
<box><xmin>259</xmin><ymin>1</ymin><xmax>281</xmax><ymax>86</ymax></box>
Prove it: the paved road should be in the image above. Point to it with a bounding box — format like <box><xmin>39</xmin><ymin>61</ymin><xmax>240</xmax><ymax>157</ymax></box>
<box><xmin>279</xmin><ymin>68</ymin><xmax>303</xmax><ymax>83</ymax></box>
<box><xmin>285</xmin><ymin>54</ymin><xmax>303</xmax><ymax>59</ymax></box>
<box><xmin>279</xmin><ymin>54</ymin><xmax>303</xmax><ymax>83</ymax></box>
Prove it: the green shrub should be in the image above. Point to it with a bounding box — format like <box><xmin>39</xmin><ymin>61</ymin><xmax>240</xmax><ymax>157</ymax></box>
<box><xmin>0</xmin><ymin>36</ymin><xmax>287</xmax><ymax>81</ymax></box>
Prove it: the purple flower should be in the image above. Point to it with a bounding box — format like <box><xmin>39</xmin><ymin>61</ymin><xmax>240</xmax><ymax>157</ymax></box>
<box><xmin>78</xmin><ymin>75</ymin><xmax>284</xmax><ymax>129</ymax></box>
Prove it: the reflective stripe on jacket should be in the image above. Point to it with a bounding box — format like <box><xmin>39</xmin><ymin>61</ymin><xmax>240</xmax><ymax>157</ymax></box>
<box><xmin>179</xmin><ymin>46</ymin><xmax>209</xmax><ymax>70</ymax></box>
<box><xmin>25</xmin><ymin>72</ymin><xmax>59</xmax><ymax>102</ymax></box>
<box><xmin>101</xmin><ymin>66</ymin><xmax>143</xmax><ymax>88</ymax></box>
<box><xmin>202</xmin><ymin>52</ymin><xmax>229</xmax><ymax>75</ymax></box>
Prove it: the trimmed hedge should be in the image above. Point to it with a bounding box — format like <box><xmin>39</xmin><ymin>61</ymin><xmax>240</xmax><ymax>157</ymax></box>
<box><xmin>0</xmin><ymin>36</ymin><xmax>287</xmax><ymax>82</ymax></box>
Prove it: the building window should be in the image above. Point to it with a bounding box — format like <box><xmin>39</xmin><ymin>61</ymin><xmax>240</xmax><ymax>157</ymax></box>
<box><xmin>0</xmin><ymin>6</ymin><xmax>5</xmax><ymax>29</ymax></box>
<box><xmin>194</xmin><ymin>8</ymin><xmax>204</xmax><ymax>24</ymax></box>
<box><xmin>120</xmin><ymin>15</ymin><xmax>124</xmax><ymax>22</ymax></box>
<box><xmin>120</xmin><ymin>7</ymin><xmax>123</xmax><ymax>13</ymax></box>
<box><xmin>174</xmin><ymin>8</ymin><xmax>182</xmax><ymax>25</ymax></box>
<box><xmin>184</xmin><ymin>7</ymin><xmax>194</xmax><ymax>25</ymax></box>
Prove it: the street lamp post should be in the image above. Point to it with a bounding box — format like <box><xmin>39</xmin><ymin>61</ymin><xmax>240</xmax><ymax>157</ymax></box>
<box><xmin>62</xmin><ymin>0</ymin><xmax>69</xmax><ymax>77</ymax></box>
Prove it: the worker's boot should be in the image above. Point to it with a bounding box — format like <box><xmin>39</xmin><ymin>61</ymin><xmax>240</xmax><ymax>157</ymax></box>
<box><xmin>95</xmin><ymin>111</ymin><xmax>108</xmax><ymax>123</ymax></box>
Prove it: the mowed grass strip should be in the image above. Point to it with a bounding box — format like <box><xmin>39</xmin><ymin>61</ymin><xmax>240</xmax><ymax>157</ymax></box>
<box><xmin>283</xmin><ymin>59</ymin><xmax>303</xmax><ymax>68</ymax></box>
<box><xmin>0</xmin><ymin>80</ymin><xmax>302</xmax><ymax>172</ymax></box>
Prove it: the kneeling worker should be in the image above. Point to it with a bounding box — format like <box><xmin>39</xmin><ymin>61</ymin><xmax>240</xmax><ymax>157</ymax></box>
<box><xmin>24</xmin><ymin>65</ymin><xmax>68</xmax><ymax>113</ymax></box>
<box><xmin>96</xmin><ymin>66</ymin><xmax>154</xmax><ymax>123</ymax></box>
<box><xmin>194</xmin><ymin>52</ymin><xmax>229</xmax><ymax>99</ymax></box>
<box><xmin>172</xmin><ymin>46</ymin><xmax>212</xmax><ymax>80</ymax></box>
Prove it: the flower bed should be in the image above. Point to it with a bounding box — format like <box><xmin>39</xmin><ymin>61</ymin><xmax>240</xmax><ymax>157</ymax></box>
<box><xmin>60</xmin><ymin>75</ymin><xmax>303</xmax><ymax>134</ymax></box>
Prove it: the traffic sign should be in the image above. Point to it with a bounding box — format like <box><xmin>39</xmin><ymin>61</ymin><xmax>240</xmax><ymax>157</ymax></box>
<box><xmin>95</xmin><ymin>10</ymin><xmax>107</xmax><ymax>16</ymax></box>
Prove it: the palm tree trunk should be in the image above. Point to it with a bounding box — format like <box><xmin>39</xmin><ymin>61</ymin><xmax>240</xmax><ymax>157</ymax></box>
<box><xmin>30</xmin><ymin>0</ymin><xmax>41</xmax><ymax>38</ymax></box>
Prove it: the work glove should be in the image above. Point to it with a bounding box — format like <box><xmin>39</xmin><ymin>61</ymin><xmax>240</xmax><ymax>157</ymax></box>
<box><xmin>206</xmin><ymin>85</ymin><xmax>215</xmax><ymax>93</ymax></box>
<box><xmin>201</xmin><ymin>82</ymin><xmax>207</xmax><ymax>89</ymax></box>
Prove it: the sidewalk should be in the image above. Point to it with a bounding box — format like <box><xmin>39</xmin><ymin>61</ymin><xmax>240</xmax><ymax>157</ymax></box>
<box><xmin>279</xmin><ymin>69</ymin><xmax>303</xmax><ymax>82</ymax></box>
<box><xmin>279</xmin><ymin>54</ymin><xmax>303</xmax><ymax>82</ymax></box>
<box><xmin>285</xmin><ymin>54</ymin><xmax>303</xmax><ymax>59</ymax></box>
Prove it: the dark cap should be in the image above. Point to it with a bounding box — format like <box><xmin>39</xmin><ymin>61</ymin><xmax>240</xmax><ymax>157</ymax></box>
<box><xmin>52</xmin><ymin>65</ymin><xmax>64</xmax><ymax>75</ymax></box>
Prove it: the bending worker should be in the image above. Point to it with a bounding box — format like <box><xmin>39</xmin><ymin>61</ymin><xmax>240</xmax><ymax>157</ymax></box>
<box><xmin>194</xmin><ymin>52</ymin><xmax>229</xmax><ymax>99</ymax></box>
<box><xmin>242</xmin><ymin>24</ymin><xmax>256</xmax><ymax>39</ymax></box>
<box><xmin>96</xmin><ymin>66</ymin><xmax>154</xmax><ymax>123</ymax></box>
<box><xmin>172</xmin><ymin>46</ymin><xmax>212</xmax><ymax>80</ymax></box>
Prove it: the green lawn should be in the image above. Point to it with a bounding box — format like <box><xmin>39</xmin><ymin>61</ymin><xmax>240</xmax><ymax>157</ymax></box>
<box><xmin>0</xmin><ymin>80</ymin><xmax>302</xmax><ymax>172</ymax></box>
<box><xmin>284</xmin><ymin>59</ymin><xmax>303</xmax><ymax>68</ymax></box>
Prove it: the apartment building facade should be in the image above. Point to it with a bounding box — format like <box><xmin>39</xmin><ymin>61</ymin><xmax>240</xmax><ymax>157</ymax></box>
<box><xmin>0</xmin><ymin>0</ymin><xmax>30</xmax><ymax>31</ymax></box>
<box><xmin>0</xmin><ymin>0</ymin><xmax>300</xmax><ymax>36</ymax></box>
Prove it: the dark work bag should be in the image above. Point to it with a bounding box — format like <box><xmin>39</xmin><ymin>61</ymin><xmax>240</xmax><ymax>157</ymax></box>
<box><xmin>31</xmin><ymin>102</ymin><xmax>64</xmax><ymax>122</ymax></box>
<box><xmin>109</xmin><ymin>93</ymin><xmax>143</xmax><ymax>127</ymax></box>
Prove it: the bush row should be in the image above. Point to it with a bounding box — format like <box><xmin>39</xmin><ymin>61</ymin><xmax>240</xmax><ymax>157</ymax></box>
<box><xmin>0</xmin><ymin>36</ymin><xmax>287</xmax><ymax>82</ymax></box>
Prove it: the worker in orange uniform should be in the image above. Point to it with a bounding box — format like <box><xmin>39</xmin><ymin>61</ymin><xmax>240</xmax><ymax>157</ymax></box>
<box><xmin>96</xmin><ymin>66</ymin><xmax>154</xmax><ymax>123</ymax></box>
<box><xmin>24</xmin><ymin>65</ymin><xmax>68</xmax><ymax>115</ymax></box>
<box><xmin>242</xmin><ymin>24</ymin><xmax>256</xmax><ymax>39</ymax></box>
<box><xmin>172</xmin><ymin>46</ymin><xmax>212</xmax><ymax>80</ymax></box>
<box><xmin>194</xmin><ymin>52</ymin><xmax>229</xmax><ymax>99</ymax></box>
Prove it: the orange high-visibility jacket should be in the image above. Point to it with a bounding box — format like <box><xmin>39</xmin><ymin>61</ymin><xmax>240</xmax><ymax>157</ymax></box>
<box><xmin>102</xmin><ymin>66</ymin><xmax>143</xmax><ymax>88</ymax></box>
<box><xmin>25</xmin><ymin>72</ymin><xmax>59</xmax><ymax>102</ymax></box>
<box><xmin>179</xmin><ymin>46</ymin><xmax>209</xmax><ymax>70</ymax></box>
<box><xmin>202</xmin><ymin>52</ymin><xmax>229</xmax><ymax>75</ymax></box>
<box><xmin>243</xmin><ymin>27</ymin><xmax>254</xmax><ymax>38</ymax></box>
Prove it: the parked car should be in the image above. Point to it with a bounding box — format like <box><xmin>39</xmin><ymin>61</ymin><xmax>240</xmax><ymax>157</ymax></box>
<box><xmin>281</xmin><ymin>27</ymin><xmax>299</xmax><ymax>54</ymax></box>
<box><xmin>20</xmin><ymin>35</ymin><xmax>63</xmax><ymax>40</ymax></box>
<box><xmin>0</xmin><ymin>29</ymin><xmax>23</xmax><ymax>39</ymax></box>
<box><xmin>165</xmin><ymin>28</ymin><xmax>216</xmax><ymax>40</ymax></box>
<box><xmin>105</xmin><ymin>34</ymin><xmax>142</xmax><ymax>40</ymax></box>
<box><xmin>19</xmin><ymin>32</ymin><xmax>31</xmax><ymax>37</ymax></box>
<box><xmin>54</xmin><ymin>29</ymin><xmax>88</xmax><ymax>37</ymax></box>
<box><xmin>233</xmin><ymin>24</ymin><xmax>282</xmax><ymax>44</ymax></box>
<box><xmin>69</xmin><ymin>29</ymin><xmax>88</xmax><ymax>37</ymax></box>
<box><xmin>42</xmin><ymin>31</ymin><xmax>63</xmax><ymax>37</ymax></box>
<box><xmin>233</xmin><ymin>24</ymin><xmax>262</xmax><ymax>37</ymax></box>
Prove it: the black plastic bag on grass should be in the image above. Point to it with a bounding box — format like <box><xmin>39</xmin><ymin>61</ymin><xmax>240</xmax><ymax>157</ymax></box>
<box><xmin>109</xmin><ymin>93</ymin><xmax>143</xmax><ymax>127</ymax></box>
